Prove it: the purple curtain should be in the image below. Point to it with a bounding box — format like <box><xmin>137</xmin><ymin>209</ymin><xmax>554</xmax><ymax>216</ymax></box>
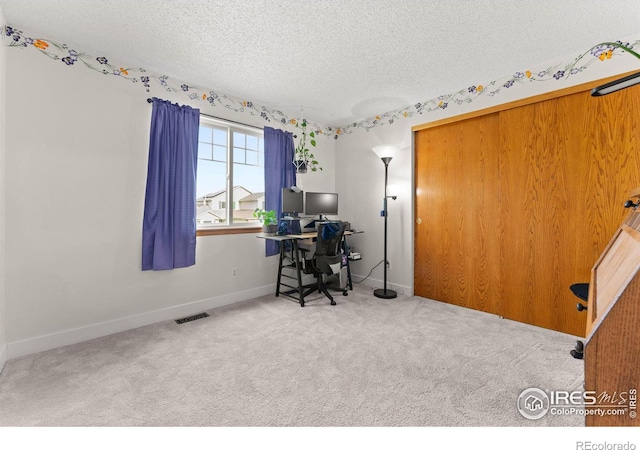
<box><xmin>142</xmin><ymin>98</ymin><xmax>200</xmax><ymax>270</ymax></box>
<box><xmin>264</xmin><ymin>126</ymin><xmax>296</xmax><ymax>256</ymax></box>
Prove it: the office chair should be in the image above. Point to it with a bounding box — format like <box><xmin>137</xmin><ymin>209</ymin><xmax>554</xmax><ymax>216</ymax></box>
<box><xmin>310</xmin><ymin>221</ymin><xmax>347</xmax><ymax>305</ymax></box>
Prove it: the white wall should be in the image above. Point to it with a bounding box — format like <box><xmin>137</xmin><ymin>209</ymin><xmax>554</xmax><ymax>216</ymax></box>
<box><xmin>335</xmin><ymin>123</ymin><xmax>413</xmax><ymax>295</ymax></box>
<box><xmin>3</xmin><ymin>45</ymin><xmax>335</xmax><ymax>358</ymax></box>
<box><xmin>0</xmin><ymin>6</ymin><xmax>8</xmax><ymax>373</ymax></box>
<box><xmin>337</xmin><ymin>35</ymin><xmax>640</xmax><ymax>297</ymax></box>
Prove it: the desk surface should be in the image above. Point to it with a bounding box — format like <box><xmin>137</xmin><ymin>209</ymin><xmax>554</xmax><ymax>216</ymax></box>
<box><xmin>257</xmin><ymin>230</ymin><xmax>361</xmax><ymax>240</ymax></box>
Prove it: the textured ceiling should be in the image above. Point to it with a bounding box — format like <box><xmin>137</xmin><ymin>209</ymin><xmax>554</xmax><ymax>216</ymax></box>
<box><xmin>1</xmin><ymin>0</ymin><xmax>640</xmax><ymax>126</ymax></box>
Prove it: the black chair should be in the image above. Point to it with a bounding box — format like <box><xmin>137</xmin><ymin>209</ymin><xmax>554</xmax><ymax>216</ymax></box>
<box><xmin>310</xmin><ymin>221</ymin><xmax>347</xmax><ymax>305</ymax></box>
<box><xmin>570</xmin><ymin>283</ymin><xmax>589</xmax><ymax>305</ymax></box>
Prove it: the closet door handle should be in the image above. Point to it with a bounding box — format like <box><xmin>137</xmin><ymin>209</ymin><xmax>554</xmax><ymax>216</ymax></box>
<box><xmin>416</xmin><ymin>218</ymin><xmax>422</xmax><ymax>224</ymax></box>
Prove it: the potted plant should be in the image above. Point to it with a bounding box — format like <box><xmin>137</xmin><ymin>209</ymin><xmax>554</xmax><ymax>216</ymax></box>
<box><xmin>293</xmin><ymin>119</ymin><xmax>322</xmax><ymax>173</ymax></box>
<box><xmin>253</xmin><ymin>208</ymin><xmax>278</xmax><ymax>234</ymax></box>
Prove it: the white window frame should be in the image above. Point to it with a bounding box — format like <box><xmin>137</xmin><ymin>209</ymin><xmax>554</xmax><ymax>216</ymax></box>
<box><xmin>197</xmin><ymin>116</ymin><xmax>264</xmax><ymax>232</ymax></box>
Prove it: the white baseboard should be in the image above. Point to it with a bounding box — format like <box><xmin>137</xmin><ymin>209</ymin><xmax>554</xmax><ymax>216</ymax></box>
<box><xmin>0</xmin><ymin>344</ymin><xmax>7</xmax><ymax>374</ymax></box>
<box><xmin>351</xmin><ymin>274</ymin><xmax>413</xmax><ymax>297</ymax></box>
<box><xmin>7</xmin><ymin>284</ymin><xmax>276</xmax><ymax>360</ymax></box>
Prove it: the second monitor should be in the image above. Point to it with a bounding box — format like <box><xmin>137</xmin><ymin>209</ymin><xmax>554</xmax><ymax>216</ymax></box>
<box><xmin>305</xmin><ymin>192</ymin><xmax>338</xmax><ymax>220</ymax></box>
<box><xmin>281</xmin><ymin>187</ymin><xmax>304</xmax><ymax>216</ymax></box>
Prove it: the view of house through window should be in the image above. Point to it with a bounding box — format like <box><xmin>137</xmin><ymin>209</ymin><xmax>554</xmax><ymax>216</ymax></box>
<box><xmin>197</xmin><ymin>116</ymin><xmax>265</xmax><ymax>227</ymax></box>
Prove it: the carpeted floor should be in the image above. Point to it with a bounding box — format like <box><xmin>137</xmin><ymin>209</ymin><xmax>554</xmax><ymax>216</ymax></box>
<box><xmin>0</xmin><ymin>285</ymin><xmax>584</xmax><ymax>426</ymax></box>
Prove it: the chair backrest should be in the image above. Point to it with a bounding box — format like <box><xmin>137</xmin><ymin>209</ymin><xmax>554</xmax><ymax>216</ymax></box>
<box><xmin>315</xmin><ymin>221</ymin><xmax>345</xmax><ymax>258</ymax></box>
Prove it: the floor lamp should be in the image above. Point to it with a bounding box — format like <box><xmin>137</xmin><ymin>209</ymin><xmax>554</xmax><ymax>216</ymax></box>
<box><xmin>372</xmin><ymin>145</ymin><xmax>399</xmax><ymax>299</ymax></box>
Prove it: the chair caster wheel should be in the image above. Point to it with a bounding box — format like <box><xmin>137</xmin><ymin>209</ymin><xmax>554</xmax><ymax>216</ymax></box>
<box><xmin>342</xmin><ymin>290</ymin><xmax>348</xmax><ymax>296</ymax></box>
<box><xmin>300</xmin><ymin>302</ymin><xmax>305</xmax><ymax>307</ymax></box>
<box><xmin>331</xmin><ymin>300</ymin><xmax>336</xmax><ymax>306</ymax></box>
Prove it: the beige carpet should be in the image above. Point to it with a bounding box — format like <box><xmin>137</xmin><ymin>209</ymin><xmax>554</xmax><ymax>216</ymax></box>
<box><xmin>0</xmin><ymin>285</ymin><xmax>584</xmax><ymax>426</ymax></box>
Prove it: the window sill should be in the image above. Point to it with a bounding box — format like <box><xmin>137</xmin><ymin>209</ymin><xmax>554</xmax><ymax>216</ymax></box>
<box><xmin>197</xmin><ymin>226</ymin><xmax>262</xmax><ymax>237</ymax></box>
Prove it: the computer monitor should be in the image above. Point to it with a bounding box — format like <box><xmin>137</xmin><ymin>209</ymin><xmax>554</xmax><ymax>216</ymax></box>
<box><xmin>281</xmin><ymin>187</ymin><xmax>304</xmax><ymax>215</ymax></box>
<box><xmin>305</xmin><ymin>192</ymin><xmax>338</xmax><ymax>219</ymax></box>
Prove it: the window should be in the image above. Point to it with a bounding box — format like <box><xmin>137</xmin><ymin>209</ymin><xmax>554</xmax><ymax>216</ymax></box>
<box><xmin>196</xmin><ymin>116</ymin><xmax>264</xmax><ymax>229</ymax></box>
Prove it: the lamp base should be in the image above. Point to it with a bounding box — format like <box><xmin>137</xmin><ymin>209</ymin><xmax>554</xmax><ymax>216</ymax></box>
<box><xmin>374</xmin><ymin>288</ymin><xmax>397</xmax><ymax>299</ymax></box>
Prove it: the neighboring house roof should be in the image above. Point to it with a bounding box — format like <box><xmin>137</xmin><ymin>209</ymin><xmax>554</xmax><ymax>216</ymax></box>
<box><xmin>238</xmin><ymin>192</ymin><xmax>264</xmax><ymax>202</ymax></box>
<box><xmin>206</xmin><ymin>209</ymin><xmax>226</xmax><ymax>218</ymax></box>
<box><xmin>197</xmin><ymin>200</ymin><xmax>259</xmax><ymax>222</ymax></box>
<box><xmin>198</xmin><ymin>186</ymin><xmax>253</xmax><ymax>203</ymax></box>
<box><xmin>197</xmin><ymin>205</ymin><xmax>223</xmax><ymax>220</ymax></box>
<box><xmin>197</xmin><ymin>205</ymin><xmax>213</xmax><ymax>215</ymax></box>
<box><xmin>198</xmin><ymin>189</ymin><xmax>225</xmax><ymax>201</ymax></box>
<box><xmin>234</xmin><ymin>209</ymin><xmax>260</xmax><ymax>221</ymax></box>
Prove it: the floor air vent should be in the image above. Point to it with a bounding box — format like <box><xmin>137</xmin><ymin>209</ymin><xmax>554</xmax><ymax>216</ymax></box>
<box><xmin>175</xmin><ymin>312</ymin><xmax>209</xmax><ymax>324</ymax></box>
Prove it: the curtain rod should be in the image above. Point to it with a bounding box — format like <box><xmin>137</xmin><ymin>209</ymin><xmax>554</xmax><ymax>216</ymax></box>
<box><xmin>147</xmin><ymin>97</ymin><xmax>264</xmax><ymax>131</ymax></box>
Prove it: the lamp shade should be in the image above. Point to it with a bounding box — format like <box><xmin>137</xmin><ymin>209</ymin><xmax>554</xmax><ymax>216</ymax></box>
<box><xmin>372</xmin><ymin>145</ymin><xmax>400</xmax><ymax>160</ymax></box>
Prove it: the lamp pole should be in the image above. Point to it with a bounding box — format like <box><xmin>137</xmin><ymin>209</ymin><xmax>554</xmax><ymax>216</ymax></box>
<box><xmin>374</xmin><ymin>156</ymin><xmax>397</xmax><ymax>299</ymax></box>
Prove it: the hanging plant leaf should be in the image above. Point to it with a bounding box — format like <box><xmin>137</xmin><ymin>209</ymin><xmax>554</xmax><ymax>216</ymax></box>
<box><xmin>293</xmin><ymin>119</ymin><xmax>322</xmax><ymax>172</ymax></box>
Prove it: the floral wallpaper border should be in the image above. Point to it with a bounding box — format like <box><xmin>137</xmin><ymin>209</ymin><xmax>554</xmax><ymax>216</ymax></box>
<box><xmin>3</xmin><ymin>24</ymin><xmax>639</xmax><ymax>140</ymax></box>
<box><xmin>343</xmin><ymin>39</ymin><xmax>640</xmax><ymax>135</ymax></box>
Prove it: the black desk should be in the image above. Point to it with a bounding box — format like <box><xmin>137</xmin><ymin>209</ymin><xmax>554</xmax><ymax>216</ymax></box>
<box><xmin>257</xmin><ymin>231</ymin><xmax>360</xmax><ymax>306</ymax></box>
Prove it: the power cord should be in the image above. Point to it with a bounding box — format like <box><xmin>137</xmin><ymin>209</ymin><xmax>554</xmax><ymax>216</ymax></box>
<box><xmin>353</xmin><ymin>259</ymin><xmax>406</xmax><ymax>296</ymax></box>
<box><xmin>353</xmin><ymin>259</ymin><xmax>385</xmax><ymax>284</ymax></box>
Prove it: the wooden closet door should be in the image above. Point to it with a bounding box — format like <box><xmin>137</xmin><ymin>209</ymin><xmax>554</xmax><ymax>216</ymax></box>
<box><xmin>414</xmin><ymin>86</ymin><xmax>640</xmax><ymax>336</ymax></box>
<box><xmin>414</xmin><ymin>114</ymin><xmax>502</xmax><ymax>314</ymax></box>
<box><xmin>498</xmin><ymin>97</ymin><xmax>580</xmax><ymax>333</ymax></box>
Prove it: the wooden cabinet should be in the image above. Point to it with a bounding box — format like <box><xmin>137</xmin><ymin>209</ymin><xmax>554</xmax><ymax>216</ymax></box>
<box><xmin>584</xmin><ymin>188</ymin><xmax>640</xmax><ymax>426</ymax></box>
